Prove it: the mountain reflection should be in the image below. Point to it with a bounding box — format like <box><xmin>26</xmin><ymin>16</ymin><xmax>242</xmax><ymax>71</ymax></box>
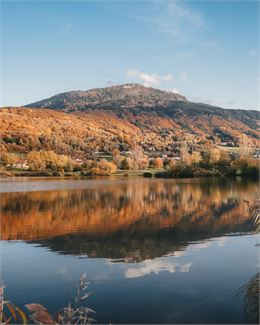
<box><xmin>1</xmin><ymin>178</ymin><xmax>257</xmax><ymax>261</ymax></box>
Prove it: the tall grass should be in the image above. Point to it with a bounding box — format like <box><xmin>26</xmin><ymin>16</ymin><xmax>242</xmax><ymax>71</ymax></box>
<box><xmin>0</xmin><ymin>285</ymin><xmax>28</xmax><ymax>324</ymax></box>
<box><xmin>0</xmin><ymin>274</ymin><xmax>95</xmax><ymax>324</ymax></box>
<box><xmin>240</xmin><ymin>198</ymin><xmax>260</xmax><ymax>323</ymax></box>
<box><xmin>244</xmin><ymin>198</ymin><xmax>260</xmax><ymax>232</ymax></box>
<box><xmin>243</xmin><ymin>273</ymin><xmax>259</xmax><ymax>324</ymax></box>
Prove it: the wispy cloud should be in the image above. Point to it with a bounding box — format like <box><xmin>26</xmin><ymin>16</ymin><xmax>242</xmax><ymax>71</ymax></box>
<box><xmin>56</xmin><ymin>18</ymin><xmax>72</xmax><ymax>35</ymax></box>
<box><xmin>126</xmin><ymin>69</ymin><xmax>173</xmax><ymax>87</ymax></box>
<box><xmin>248</xmin><ymin>49</ymin><xmax>258</xmax><ymax>57</ymax></box>
<box><xmin>133</xmin><ymin>1</ymin><xmax>205</xmax><ymax>41</ymax></box>
<box><xmin>179</xmin><ymin>72</ymin><xmax>189</xmax><ymax>83</ymax></box>
<box><xmin>132</xmin><ymin>0</ymin><xmax>218</xmax><ymax>55</ymax></box>
<box><xmin>190</xmin><ymin>95</ymin><xmax>235</xmax><ymax>108</ymax></box>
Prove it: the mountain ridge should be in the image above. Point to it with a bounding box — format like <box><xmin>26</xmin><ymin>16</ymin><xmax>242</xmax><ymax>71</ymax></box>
<box><xmin>25</xmin><ymin>83</ymin><xmax>258</xmax><ymax>114</ymax></box>
<box><xmin>25</xmin><ymin>83</ymin><xmax>187</xmax><ymax>111</ymax></box>
<box><xmin>24</xmin><ymin>83</ymin><xmax>259</xmax><ymax>134</ymax></box>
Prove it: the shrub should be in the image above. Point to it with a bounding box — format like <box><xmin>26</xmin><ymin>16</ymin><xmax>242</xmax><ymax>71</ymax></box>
<box><xmin>120</xmin><ymin>158</ymin><xmax>130</xmax><ymax>170</ymax></box>
<box><xmin>171</xmin><ymin>163</ymin><xmax>193</xmax><ymax>178</ymax></box>
<box><xmin>178</xmin><ymin>166</ymin><xmax>193</xmax><ymax>178</ymax></box>
<box><xmin>233</xmin><ymin>158</ymin><xmax>259</xmax><ymax>177</ymax></box>
<box><xmin>143</xmin><ymin>172</ymin><xmax>153</xmax><ymax>178</ymax></box>
<box><xmin>73</xmin><ymin>165</ymin><xmax>82</xmax><ymax>172</ymax></box>
<box><xmin>99</xmin><ymin>159</ymin><xmax>117</xmax><ymax>174</ymax></box>
<box><xmin>193</xmin><ymin>168</ymin><xmax>214</xmax><ymax>177</ymax></box>
<box><xmin>225</xmin><ymin>167</ymin><xmax>237</xmax><ymax>177</ymax></box>
<box><xmin>245</xmin><ymin>165</ymin><xmax>259</xmax><ymax>178</ymax></box>
<box><xmin>149</xmin><ymin>159</ymin><xmax>155</xmax><ymax>168</ymax></box>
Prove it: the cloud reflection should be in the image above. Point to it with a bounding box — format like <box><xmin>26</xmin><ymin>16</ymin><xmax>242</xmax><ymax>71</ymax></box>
<box><xmin>125</xmin><ymin>260</ymin><xmax>192</xmax><ymax>278</ymax></box>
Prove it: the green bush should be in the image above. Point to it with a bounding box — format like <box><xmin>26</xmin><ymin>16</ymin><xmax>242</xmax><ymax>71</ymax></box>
<box><xmin>120</xmin><ymin>158</ymin><xmax>130</xmax><ymax>170</ymax></box>
<box><xmin>154</xmin><ymin>171</ymin><xmax>171</xmax><ymax>178</ymax></box>
<box><xmin>73</xmin><ymin>165</ymin><xmax>82</xmax><ymax>172</ymax></box>
<box><xmin>154</xmin><ymin>164</ymin><xmax>194</xmax><ymax>178</ymax></box>
<box><xmin>225</xmin><ymin>167</ymin><xmax>236</xmax><ymax>177</ymax></box>
<box><xmin>193</xmin><ymin>168</ymin><xmax>214</xmax><ymax>177</ymax></box>
<box><xmin>143</xmin><ymin>172</ymin><xmax>153</xmax><ymax>178</ymax></box>
<box><xmin>177</xmin><ymin>165</ymin><xmax>193</xmax><ymax>178</ymax></box>
<box><xmin>245</xmin><ymin>165</ymin><xmax>259</xmax><ymax>178</ymax></box>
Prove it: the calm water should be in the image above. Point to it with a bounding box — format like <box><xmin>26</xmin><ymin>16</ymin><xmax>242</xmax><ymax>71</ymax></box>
<box><xmin>1</xmin><ymin>177</ymin><xmax>259</xmax><ymax>324</ymax></box>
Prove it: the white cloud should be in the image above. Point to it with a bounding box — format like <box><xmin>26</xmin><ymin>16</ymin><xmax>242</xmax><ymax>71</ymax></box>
<box><xmin>171</xmin><ymin>88</ymin><xmax>180</xmax><ymax>94</ymax></box>
<box><xmin>125</xmin><ymin>259</ymin><xmax>192</xmax><ymax>278</ymax></box>
<box><xmin>248</xmin><ymin>49</ymin><xmax>258</xmax><ymax>57</ymax></box>
<box><xmin>179</xmin><ymin>72</ymin><xmax>189</xmax><ymax>83</ymax></box>
<box><xmin>126</xmin><ymin>69</ymin><xmax>173</xmax><ymax>87</ymax></box>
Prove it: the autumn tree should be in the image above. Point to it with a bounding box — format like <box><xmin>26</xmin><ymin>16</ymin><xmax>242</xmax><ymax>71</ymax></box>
<box><xmin>81</xmin><ymin>160</ymin><xmax>93</xmax><ymax>170</ymax></box>
<box><xmin>168</xmin><ymin>158</ymin><xmax>177</xmax><ymax>169</ymax></box>
<box><xmin>27</xmin><ymin>151</ymin><xmax>74</xmax><ymax>171</ymax></box>
<box><xmin>154</xmin><ymin>157</ymin><xmax>163</xmax><ymax>169</ymax></box>
<box><xmin>1</xmin><ymin>152</ymin><xmax>19</xmax><ymax>166</ymax></box>
<box><xmin>219</xmin><ymin>150</ymin><xmax>230</xmax><ymax>161</ymax></box>
<box><xmin>112</xmin><ymin>149</ymin><xmax>123</xmax><ymax>167</ymax></box>
<box><xmin>98</xmin><ymin>159</ymin><xmax>117</xmax><ymax>174</ymax></box>
<box><xmin>209</xmin><ymin>148</ymin><xmax>221</xmax><ymax>164</ymax></box>
<box><xmin>27</xmin><ymin>151</ymin><xmax>46</xmax><ymax>170</ymax></box>
<box><xmin>239</xmin><ymin>135</ymin><xmax>250</xmax><ymax>158</ymax></box>
<box><xmin>189</xmin><ymin>151</ymin><xmax>201</xmax><ymax>165</ymax></box>
<box><xmin>130</xmin><ymin>145</ymin><xmax>146</xmax><ymax>170</ymax></box>
<box><xmin>179</xmin><ymin>141</ymin><xmax>190</xmax><ymax>163</ymax></box>
<box><xmin>139</xmin><ymin>157</ymin><xmax>148</xmax><ymax>170</ymax></box>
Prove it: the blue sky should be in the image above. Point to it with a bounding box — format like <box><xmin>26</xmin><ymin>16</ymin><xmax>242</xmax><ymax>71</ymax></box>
<box><xmin>1</xmin><ymin>0</ymin><xmax>259</xmax><ymax>109</ymax></box>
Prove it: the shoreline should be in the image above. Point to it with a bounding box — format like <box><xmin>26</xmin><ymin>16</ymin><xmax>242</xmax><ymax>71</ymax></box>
<box><xmin>0</xmin><ymin>170</ymin><xmax>258</xmax><ymax>181</ymax></box>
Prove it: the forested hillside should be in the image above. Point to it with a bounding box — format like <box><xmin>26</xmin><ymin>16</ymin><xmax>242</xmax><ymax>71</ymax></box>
<box><xmin>1</xmin><ymin>84</ymin><xmax>259</xmax><ymax>176</ymax></box>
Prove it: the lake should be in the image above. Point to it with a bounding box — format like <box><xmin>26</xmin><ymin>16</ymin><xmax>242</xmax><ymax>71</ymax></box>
<box><xmin>1</xmin><ymin>177</ymin><xmax>259</xmax><ymax>324</ymax></box>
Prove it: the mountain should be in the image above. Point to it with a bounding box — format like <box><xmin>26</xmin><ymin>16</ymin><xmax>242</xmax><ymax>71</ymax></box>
<box><xmin>26</xmin><ymin>83</ymin><xmax>187</xmax><ymax>111</ymax></box>
<box><xmin>25</xmin><ymin>84</ymin><xmax>259</xmax><ymax>126</ymax></box>
<box><xmin>1</xmin><ymin>84</ymin><xmax>259</xmax><ymax>157</ymax></box>
<box><xmin>25</xmin><ymin>83</ymin><xmax>259</xmax><ymax>131</ymax></box>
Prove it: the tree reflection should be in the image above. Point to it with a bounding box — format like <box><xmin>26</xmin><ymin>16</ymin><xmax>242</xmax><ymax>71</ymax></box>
<box><xmin>1</xmin><ymin>178</ymin><xmax>258</xmax><ymax>261</ymax></box>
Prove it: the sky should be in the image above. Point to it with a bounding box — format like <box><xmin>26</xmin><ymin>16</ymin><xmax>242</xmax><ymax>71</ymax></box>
<box><xmin>1</xmin><ymin>0</ymin><xmax>259</xmax><ymax>109</ymax></box>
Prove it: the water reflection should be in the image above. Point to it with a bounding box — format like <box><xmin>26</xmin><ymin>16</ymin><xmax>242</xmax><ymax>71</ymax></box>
<box><xmin>124</xmin><ymin>260</ymin><xmax>192</xmax><ymax>278</ymax></box>
<box><xmin>1</xmin><ymin>178</ymin><xmax>257</xmax><ymax>261</ymax></box>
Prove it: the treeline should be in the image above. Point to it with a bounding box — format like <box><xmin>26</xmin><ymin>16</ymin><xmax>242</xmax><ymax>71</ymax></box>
<box><xmin>0</xmin><ymin>146</ymin><xmax>154</xmax><ymax>176</ymax></box>
<box><xmin>1</xmin><ymin>133</ymin><xmax>129</xmax><ymax>158</ymax></box>
<box><xmin>152</xmin><ymin>140</ymin><xmax>259</xmax><ymax>179</ymax></box>
<box><xmin>1</xmin><ymin>143</ymin><xmax>259</xmax><ymax>179</ymax></box>
<box><xmin>153</xmin><ymin>157</ymin><xmax>259</xmax><ymax>179</ymax></box>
